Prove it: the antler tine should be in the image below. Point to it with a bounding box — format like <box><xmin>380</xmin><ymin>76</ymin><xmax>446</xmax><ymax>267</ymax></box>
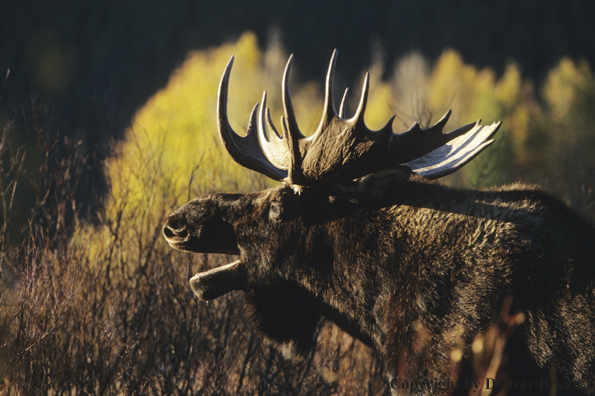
<box><xmin>420</xmin><ymin>109</ymin><xmax>477</xmax><ymax>147</ymax></box>
<box><xmin>426</xmin><ymin>109</ymin><xmax>456</xmax><ymax>138</ymax></box>
<box><xmin>339</xmin><ymin>88</ymin><xmax>349</xmax><ymax>119</ymax></box>
<box><xmin>257</xmin><ymin>91</ymin><xmax>289</xmax><ymax>170</ymax></box>
<box><xmin>404</xmin><ymin>110</ymin><xmax>452</xmax><ymax>141</ymax></box>
<box><xmin>281</xmin><ymin>115</ymin><xmax>304</xmax><ymax>186</ymax></box>
<box><xmin>430</xmin><ymin>109</ymin><xmax>452</xmax><ymax>133</ymax></box>
<box><xmin>278</xmin><ymin>54</ymin><xmax>309</xmax><ymax>185</ymax></box>
<box><xmin>322</xmin><ymin>49</ymin><xmax>339</xmax><ymax>123</ymax></box>
<box><xmin>282</xmin><ymin>54</ymin><xmax>306</xmax><ymax>140</ymax></box>
<box><xmin>350</xmin><ymin>72</ymin><xmax>370</xmax><ymax>125</ymax></box>
<box><xmin>217</xmin><ymin>56</ymin><xmax>287</xmax><ymax>181</ymax></box>
<box><xmin>388</xmin><ymin>110</ymin><xmax>471</xmax><ymax>165</ymax></box>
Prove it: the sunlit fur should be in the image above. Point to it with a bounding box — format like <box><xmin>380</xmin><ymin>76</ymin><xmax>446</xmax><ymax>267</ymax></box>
<box><xmin>165</xmin><ymin>173</ymin><xmax>595</xmax><ymax>395</ymax></box>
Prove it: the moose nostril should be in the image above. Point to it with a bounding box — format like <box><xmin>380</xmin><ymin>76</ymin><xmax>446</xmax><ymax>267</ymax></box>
<box><xmin>163</xmin><ymin>225</ymin><xmax>189</xmax><ymax>239</ymax></box>
<box><xmin>177</xmin><ymin>227</ymin><xmax>189</xmax><ymax>238</ymax></box>
<box><xmin>163</xmin><ymin>226</ymin><xmax>175</xmax><ymax>238</ymax></box>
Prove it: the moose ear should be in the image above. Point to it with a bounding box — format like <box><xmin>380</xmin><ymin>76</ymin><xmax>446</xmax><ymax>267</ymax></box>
<box><xmin>328</xmin><ymin>166</ymin><xmax>413</xmax><ymax>204</ymax></box>
<box><xmin>269</xmin><ymin>200</ymin><xmax>284</xmax><ymax>222</ymax></box>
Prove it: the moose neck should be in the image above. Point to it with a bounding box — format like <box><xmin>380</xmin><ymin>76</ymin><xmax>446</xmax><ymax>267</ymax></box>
<box><xmin>235</xmin><ymin>179</ymin><xmax>532</xmax><ymax>353</ymax></box>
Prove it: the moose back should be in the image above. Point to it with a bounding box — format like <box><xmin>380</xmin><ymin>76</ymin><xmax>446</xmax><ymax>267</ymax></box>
<box><xmin>163</xmin><ymin>51</ymin><xmax>595</xmax><ymax>395</ymax></box>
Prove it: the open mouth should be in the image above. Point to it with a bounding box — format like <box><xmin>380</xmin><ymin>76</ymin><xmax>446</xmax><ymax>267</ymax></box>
<box><xmin>189</xmin><ymin>260</ymin><xmax>247</xmax><ymax>300</ymax></box>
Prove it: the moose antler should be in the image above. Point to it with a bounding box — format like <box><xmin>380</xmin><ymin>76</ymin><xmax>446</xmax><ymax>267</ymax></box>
<box><xmin>218</xmin><ymin>50</ymin><xmax>501</xmax><ymax>187</ymax></box>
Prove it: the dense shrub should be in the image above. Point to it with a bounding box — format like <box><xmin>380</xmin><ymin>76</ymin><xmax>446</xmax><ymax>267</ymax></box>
<box><xmin>0</xmin><ymin>104</ymin><xmax>387</xmax><ymax>395</ymax></box>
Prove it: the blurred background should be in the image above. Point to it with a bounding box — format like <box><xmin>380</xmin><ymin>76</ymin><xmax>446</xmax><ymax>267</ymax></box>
<box><xmin>1</xmin><ymin>1</ymin><xmax>595</xmax><ymax>394</ymax></box>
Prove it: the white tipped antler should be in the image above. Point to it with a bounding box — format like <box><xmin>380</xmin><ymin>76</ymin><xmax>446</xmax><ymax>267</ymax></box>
<box><xmin>406</xmin><ymin>120</ymin><xmax>501</xmax><ymax>179</ymax></box>
<box><xmin>217</xmin><ymin>51</ymin><xmax>501</xmax><ymax>186</ymax></box>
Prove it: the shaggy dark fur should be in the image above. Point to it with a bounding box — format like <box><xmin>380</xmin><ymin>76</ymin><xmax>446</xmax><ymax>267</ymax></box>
<box><xmin>164</xmin><ymin>173</ymin><xmax>595</xmax><ymax>395</ymax></box>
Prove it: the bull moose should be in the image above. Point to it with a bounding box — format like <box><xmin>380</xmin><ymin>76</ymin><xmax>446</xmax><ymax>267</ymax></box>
<box><xmin>163</xmin><ymin>51</ymin><xmax>595</xmax><ymax>395</ymax></box>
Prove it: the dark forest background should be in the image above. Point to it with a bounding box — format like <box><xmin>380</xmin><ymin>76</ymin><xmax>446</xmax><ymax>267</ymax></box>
<box><xmin>2</xmin><ymin>0</ymin><xmax>594</xmax><ymax>146</ymax></box>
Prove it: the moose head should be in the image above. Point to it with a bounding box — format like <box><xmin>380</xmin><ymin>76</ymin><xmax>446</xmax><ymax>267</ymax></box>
<box><xmin>164</xmin><ymin>49</ymin><xmax>500</xmax><ymax>301</ymax></box>
<box><xmin>163</xmin><ymin>51</ymin><xmax>595</xmax><ymax>395</ymax></box>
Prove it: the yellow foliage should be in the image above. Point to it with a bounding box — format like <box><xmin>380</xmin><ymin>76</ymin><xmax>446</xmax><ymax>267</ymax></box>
<box><xmin>543</xmin><ymin>58</ymin><xmax>595</xmax><ymax>122</ymax></box>
<box><xmin>362</xmin><ymin>72</ymin><xmax>396</xmax><ymax>130</ymax></box>
<box><xmin>104</xmin><ymin>32</ymin><xmax>327</xmax><ymax>229</ymax></box>
<box><xmin>495</xmin><ymin>64</ymin><xmax>522</xmax><ymax>109</ymax></box>
<box><xmin>390</xmin><ymin>52</ymin><xmax>431</xmax><ymax>129</ymax></box>
<box><xmin>426</xmin><ymin>50</ymin><xmax>551</xmax><ymax>184</ymax></box>
<box><xmin>495</xmin><ymin>64</ymin><xmax>535</xmax><ymax>154</ymax></box>
<box><xmin>119</xmin><ymin>32</ymin><xmax>265</xmax><ymax>195</ymax></box>
<box><xmin>105</xmin><ymin>35</ymin><xmax>595</xmax><ymax>215</ymax></box>
<box><xmin>429</xmin><ymin>49</ymin><xmax>499</xmax><ymax>124</ymax></box>
<box><xmin>366</xmin><ymin>82</ymin><xmax>395</xmax><ymax>129</ymax></box>
<box><xmin>539</xmin><ymin>58</ymin><xmax>595</xmax><ymax>212</ymax></box>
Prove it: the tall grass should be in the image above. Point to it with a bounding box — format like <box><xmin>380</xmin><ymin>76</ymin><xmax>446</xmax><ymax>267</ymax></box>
<box><xmin>0</xmin><ymin>101</ymin><xmax>388</xmax><ymax>395</ymax></box>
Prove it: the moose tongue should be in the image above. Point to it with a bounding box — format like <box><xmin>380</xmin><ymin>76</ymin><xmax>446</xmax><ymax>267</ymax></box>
<box><xmin>189</xmin><ymin>260</ymin><xmax>247</xmax><ymax>300</ymax></box>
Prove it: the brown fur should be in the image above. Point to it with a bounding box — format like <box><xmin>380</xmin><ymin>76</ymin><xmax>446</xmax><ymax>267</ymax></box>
<box><xmin>164</xmin><ymin>173</ymin><xmax>595</xmax><ymax>395</ymax></box>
